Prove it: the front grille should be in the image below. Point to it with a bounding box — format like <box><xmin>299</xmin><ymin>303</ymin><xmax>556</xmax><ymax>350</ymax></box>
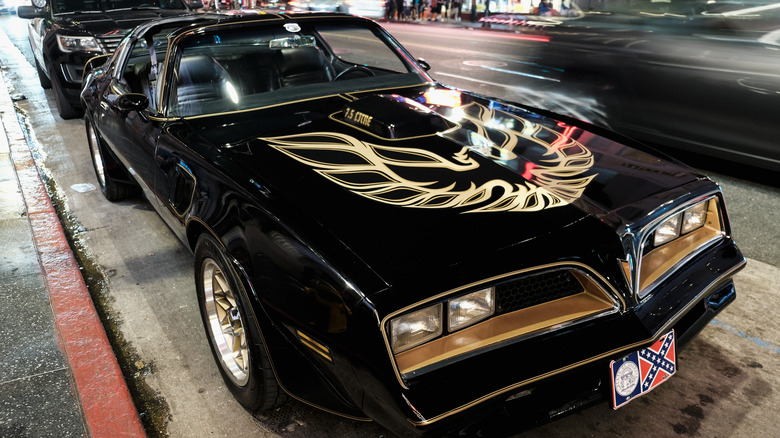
<box><xmin>495</xmin><ymin>269</ymin><xmax>584</xmax><ymax>314</ymax></box>
<box><xmin>96</xmin><ymin>33</ymin><xmax>127</xmax><ymax>54</ymax></box>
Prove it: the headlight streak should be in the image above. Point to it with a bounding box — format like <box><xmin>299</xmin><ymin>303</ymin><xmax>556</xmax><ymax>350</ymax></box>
<box><xmin>478</xmin><ymin>63</ymin><xmax>562</xmax><ymax>83</ymax></box>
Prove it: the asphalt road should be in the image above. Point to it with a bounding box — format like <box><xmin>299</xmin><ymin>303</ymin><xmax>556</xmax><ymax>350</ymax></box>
<box><xmin>1</xmin><ymin>14</ymin><xmax>779</xmax><ymax>438</ymax></box>
<box><xmin>382</xmin><ymin>21</ymin><xmax>780</xmax><ymax>266</ymax></box>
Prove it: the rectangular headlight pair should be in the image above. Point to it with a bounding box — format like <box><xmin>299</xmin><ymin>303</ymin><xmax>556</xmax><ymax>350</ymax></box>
<box><xmin>390</xmin><ymin>288</ymin><xmax>495</xmax><ymax>353</ymax></box>
<box><xmin>653</xmin><ymin>200</ymin><xmax>709</xmax><ymax>247</ymax></box>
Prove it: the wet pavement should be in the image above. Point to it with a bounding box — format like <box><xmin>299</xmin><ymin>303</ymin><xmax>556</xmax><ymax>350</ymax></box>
<box><xmin>2</xmin><ymin>11</ymin><xmax>780</xmax><ymax>438</ymax></box>
<box><xmin>0</xmin><ymin>127</ymin><xmax>85</xmax><ymax>436</ymax></box>
<box><xmin>0</xmin><ymin>14</ymin><xmax>513</xmax><ymax>438</ymax></box>
<box><xmin>0</xmin><ymin>71</ymin><xmax>145</xmax><ymax>437</ymax></box>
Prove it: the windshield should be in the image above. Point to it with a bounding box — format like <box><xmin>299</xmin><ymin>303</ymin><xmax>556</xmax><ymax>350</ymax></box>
<box><xmin>52</xmin><ymin>0</ymin><xmax>187</xmax><ymax>13</ymax></box>
<box><xmin>166</xmin><ymin>22</ymin><xmax>430</xmax><ymax>118</ymax></box>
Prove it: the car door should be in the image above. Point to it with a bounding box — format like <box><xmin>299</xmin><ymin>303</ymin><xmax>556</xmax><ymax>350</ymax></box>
<box><xmin>152</xmin><ymin>126</ymin><xmax>199</xmax><ymax>245</ymax></box>
<box><xmin>95</xmin><ymin>37</ymin><xmax>167</xmax><ymax>210</ymax></box>
<box><xmin>150</xmin><ymin>45</ymin><xmax>201</xmax><ymax>245</ymax></box>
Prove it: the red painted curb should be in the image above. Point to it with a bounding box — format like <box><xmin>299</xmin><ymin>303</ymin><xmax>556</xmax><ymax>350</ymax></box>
<box><xmin>1</xmin><ymin>83</ymin><xmax>147</xmax><ymax>437</ymax></box>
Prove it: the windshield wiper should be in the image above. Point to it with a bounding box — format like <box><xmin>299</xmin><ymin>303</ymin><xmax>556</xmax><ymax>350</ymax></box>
<box><xmin>105</xmin><ymin>6</ymin><xmax>161</xmax><ymax>11</ymax></box>
<box><xmin>57</xmin><ymin>10</ymin><xmax>104</xmax><ymax>14</ymax></box>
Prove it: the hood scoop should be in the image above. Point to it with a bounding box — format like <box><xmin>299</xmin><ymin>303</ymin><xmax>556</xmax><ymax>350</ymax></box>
<box><xmin>334</xmin><ymin>94</ymin><xmax>457</xmax><ymax>139</ymax></box>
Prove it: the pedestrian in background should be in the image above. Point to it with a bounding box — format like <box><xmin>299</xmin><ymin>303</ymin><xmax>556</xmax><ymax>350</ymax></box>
<box><xmin>538</xmin><ymin>0</ymin><xmax>551</xmax><ymax>16</ymax></box>
<box><xmin>450</xmin><ymin>0</ymin><xmax>461</xmax><ymax>20</ymax></box>
<box><xmin>401</xmin><ymin>0</ymin><xmax>411</xmax><ymax>19</ymax></box>
<box><xmin>385</xmin><ymin>0</ymin><xmax>397</xmax><ymax>20</ymax></box>
<box><xmin>413</xmin><ymin>0</ymin><xmax>423</xmax><ymax>19</ymax></box>
<box><xmin>428</xmin><ymin>0</ymin><xmax>441</xmax><ymax>20</ymax></box>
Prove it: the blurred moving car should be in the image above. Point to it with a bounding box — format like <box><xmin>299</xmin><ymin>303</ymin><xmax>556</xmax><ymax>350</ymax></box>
<box><xmin>80</xmin><ymin>12</ymin><xmax>745</xmax><ymax>436</ymax></box>
<box><xmin>206</xmin><ymin>0</ymin><xmax>234</xmax><ymax>9</ymax></box>
<box><xmin>287</xmin><ymin>0</ymin><xmax>385</xmax><ymax>18</ymax></box>
<box><xmin>0</xmin><ymin>0</ymin><xmax>17</xmax><ymax>14</ymax></box>
<box><xmin>16</xmin><ymin>0</ymin><xmax>200</xmax><ymax>119</ymax></box>
<box><xmin>513</xmin><ymin>0</ymin><xmax>780</xmax><ymax>172</ymax></box>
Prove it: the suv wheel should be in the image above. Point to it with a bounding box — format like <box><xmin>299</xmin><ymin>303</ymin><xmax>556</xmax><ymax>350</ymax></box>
<box><xmin>50</xmin><ymin>68</ymin><xmax>83</xmax><ymax>119</ymax></box>
<box><xmin>35</xmin><ymin>59</ymin><xmax>51</xmax><ymax>89</ymax></box>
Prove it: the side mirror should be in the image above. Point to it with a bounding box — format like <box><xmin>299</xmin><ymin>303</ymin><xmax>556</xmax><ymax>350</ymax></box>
<box><xmin>116</xmin><ymin>93</ymin><xmax>149</xmax><ymax>112</ymax></box>
<box><xmin>84</xmin><ymin>54</ymin><xmax>110</xmax><ymax>76</ymax></box>
<box><xmin>18</xmin><ymin>5</ymin><xmax>47</xmax><ymax>18</ymax></box>
<box><xmin>417</xmin><ymin>58</ymin><xmax>431</xmax><ymax>71</ymax></box>
<box><xmin>187</xmin><ymin>0</ymin><xmax>204</xmax><ymax>9</ymax></box>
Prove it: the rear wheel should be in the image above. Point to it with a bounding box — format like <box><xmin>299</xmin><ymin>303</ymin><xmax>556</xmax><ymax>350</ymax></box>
<box><xmin>86</xmin><ymin>119</ymin><xmax>135</xmax><ymax>201</ymax></box>
<box><xmin>195</xmin><ymin>234</ymin><xmax>285</xmax><ymax>411</ymax></box>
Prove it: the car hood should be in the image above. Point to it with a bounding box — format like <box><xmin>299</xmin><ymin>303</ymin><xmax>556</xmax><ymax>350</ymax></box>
<box><xmin>186</xmin><ymin>88</ymin><xmax>704</xmax><ymax>291</ymax></box>
<box><xmin>52</xmin><ymin>9</ymin><xmax>191</xmax><ymax>35</ymax></box>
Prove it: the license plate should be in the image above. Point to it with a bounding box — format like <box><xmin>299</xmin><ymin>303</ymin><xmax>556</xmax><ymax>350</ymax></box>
<box><xmin>610</xmin><ymin>330</ymin><xmax>676</xmax><ymax>409</ymax></box>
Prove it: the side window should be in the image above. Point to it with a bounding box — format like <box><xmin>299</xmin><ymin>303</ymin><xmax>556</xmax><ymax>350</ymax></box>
<box><xmin>118</xmin><ymin>37</ymin><xmax>167</xmax><ymax>111</ymax></box>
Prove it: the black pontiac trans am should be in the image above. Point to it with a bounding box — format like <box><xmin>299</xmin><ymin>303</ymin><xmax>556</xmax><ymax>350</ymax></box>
<box><xmin>80</xmin><ymin>13</ymin><xmax>746</xmax><ymax>436</ymax></box>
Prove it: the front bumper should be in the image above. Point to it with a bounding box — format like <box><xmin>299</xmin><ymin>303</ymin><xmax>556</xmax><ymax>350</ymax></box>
<box><xmin>366</xmin><ymin>239</ymin><xmax>744</xmax><ymax>436</ymax></box>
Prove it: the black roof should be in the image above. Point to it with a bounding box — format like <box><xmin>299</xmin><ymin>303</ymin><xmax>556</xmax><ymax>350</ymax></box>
<box><xmin>132</xmin><ymin>11</ymin><xmax>374</xmax><ymax>41</ymax></box>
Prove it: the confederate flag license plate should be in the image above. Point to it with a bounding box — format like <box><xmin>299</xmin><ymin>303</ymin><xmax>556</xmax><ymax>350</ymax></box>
<box><xmin>610</xmin><ymin>330</ymin><xmax>676</xmax><ymax>409</ymax></box>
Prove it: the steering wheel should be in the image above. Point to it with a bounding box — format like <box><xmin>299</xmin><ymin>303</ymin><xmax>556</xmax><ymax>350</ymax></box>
<box><xmin>333</xmin><ymin>65</ymin><xmax>375</xmax><ymax>81</ymax></box>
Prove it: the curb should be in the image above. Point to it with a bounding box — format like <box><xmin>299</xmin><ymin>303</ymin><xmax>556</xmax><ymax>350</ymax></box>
<box><xmin>0</xmin><ymin>73</ymin><xmax>147</xmax><ymax>437</ymax></box>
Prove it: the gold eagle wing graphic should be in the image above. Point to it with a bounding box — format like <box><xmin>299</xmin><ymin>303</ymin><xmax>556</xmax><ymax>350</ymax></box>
<box><xmin>261</xmin><ymin>106</ymin><xmax>596</xmax><ymax>213</ymax></box>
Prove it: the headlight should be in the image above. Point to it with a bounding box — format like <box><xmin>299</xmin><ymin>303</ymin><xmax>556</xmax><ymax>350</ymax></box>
<box><xmin>681</xmin><ymin>201</ymin><xmax>708</xmax><ymax>234</ymax></box>
<box><xmin>448</xmin><ymin>287</ymin><xmax>495</xmax><ymax>331</ymax></box>
<box><xmin>390</xmin><ymin>304</ymin><xmax>442</xmax><ymax>353</ymax></box>
<box><xmin>653</xmin><ymin>200</ymin><xmax>709</xmax><ymax>247</ymax></box>
<box><xmin>639</xmin><ymin>197</ymin><xmax>724</xmax><ymax>298</ymax></box>
<box><xmin>57</xmin><ymin>35</ymin><xmax>101</xmax><ymax>53</ymax></box>
<box><xmin>653</xmin><ymin>212</ymin><xmax>681</xmax><ymax>246</ymax></box>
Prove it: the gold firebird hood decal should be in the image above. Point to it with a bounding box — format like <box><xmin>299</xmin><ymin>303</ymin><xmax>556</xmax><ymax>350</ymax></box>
<box><xmin>262</xmin><ymin>103</ymin><xmax>596</xmax><ymax>213</ymax></box>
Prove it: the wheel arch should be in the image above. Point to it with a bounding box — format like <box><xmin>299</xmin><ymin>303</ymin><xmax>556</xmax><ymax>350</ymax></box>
<box><xmin>186</xmin><ymin>217</ymin><xmax>214</xmax><ymax>253</ymax></box>
<box><xmin>187</xmin><ymin>209</ymin><xmax>372</xmax><ymax>420</ymax></box>
<box><xmin>84</xmin><ymin>113</ymin><xmax>137</xmax><ymax>185</ymax></box>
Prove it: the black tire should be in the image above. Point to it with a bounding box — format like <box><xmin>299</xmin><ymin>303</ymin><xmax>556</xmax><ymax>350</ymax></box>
<box><xmin>194</xmin><ymin>233</ymin><xmax>285</xmax><ymax>411</ymax></box>
<box><xmin>86</xmin><ymin>119</ymin><xmax>135</xmax><ymax>201</ymax></box>
<box><xmin>35</xmin><ymin>59</ymin><xmax>52</xmax><ymax>89</ymax></box>
<box><xmin>50</xmin><ymin>68</ymin><xmax>83</xmax><ymax>119</ymax></box>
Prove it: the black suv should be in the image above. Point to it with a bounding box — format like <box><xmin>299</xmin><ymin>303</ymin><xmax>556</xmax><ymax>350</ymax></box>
<box><xmin>18</xmin><ymin>0</ymin><xmax>200</xmax><ymax>119</ymax></box>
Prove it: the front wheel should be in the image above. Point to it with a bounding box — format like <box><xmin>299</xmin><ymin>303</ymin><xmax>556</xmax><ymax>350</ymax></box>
<box><xmin>50</xmin><ymin>67</ymin><xmax>83</xmax><ymax>119</ymax></box>
<box><xmin>86</xmin><ymin>119</ymin><xmax>136</xmax><ymax>201</ymax></box>
<box><xmin>194</xmin><ymin>234</ymin><xmax>285</xmax><ymax>411</ymax></box>
<box><xmin>35</xmin><ymin>58</ymin><xmax>51</xmax><ymax>89</ymax></box>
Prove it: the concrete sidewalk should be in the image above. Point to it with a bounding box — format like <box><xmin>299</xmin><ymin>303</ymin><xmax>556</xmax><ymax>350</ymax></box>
<box><xmin>0</xmin><ymin>72</ymin><xmax>145</xmax><ymax>437</ymax></box>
